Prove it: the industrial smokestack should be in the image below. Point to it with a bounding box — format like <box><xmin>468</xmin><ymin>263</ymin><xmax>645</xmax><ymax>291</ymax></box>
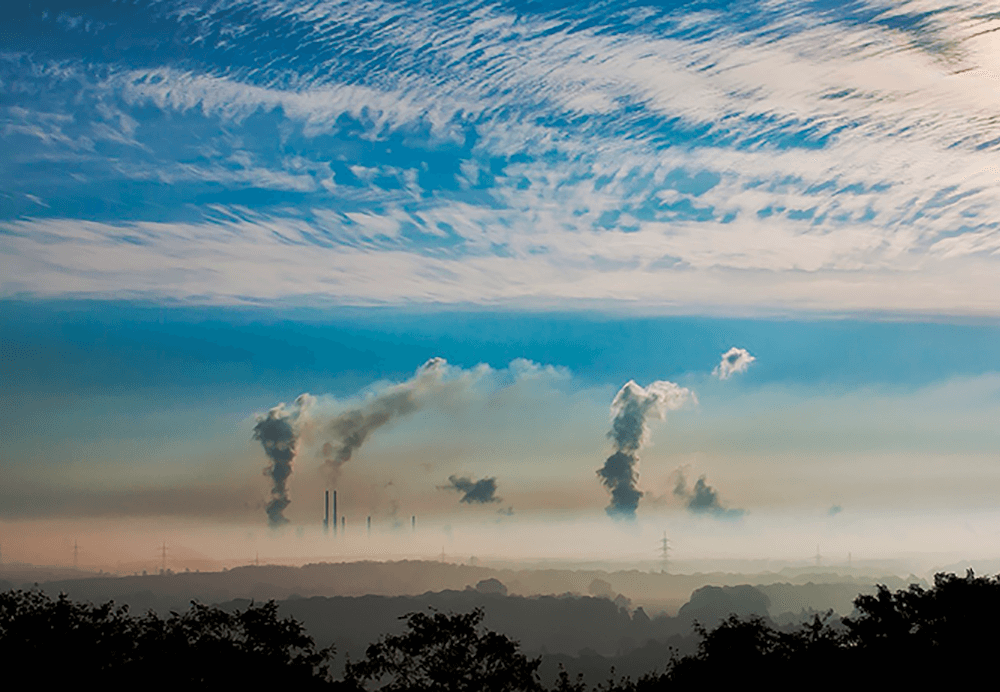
<box><xmin>412</xmin><ymin>515</ymin><xmax>416</xmax><ymax>531</ymax></box>
<box><xmin>598</xmin><ymin>380</ymin><xmax>694</xmax><ymax>519</ymax></box>
<box><xmin>333</xmin><ymin>490</ymin><xmax>338</xmax><ymax>535</ymax></box>
<box><xmin>341</xmin><ymin>516</ymin><xmax>345</xmax><ymax>532</ymax></box>
<box><xmin>324</xmin><ymin>490</ymin><xmax>330</xmax><ymax>533</ymax></box>
<box><xmin>367</xmin><ymin>516</ymin><xmax>371</xmax><ymax>535</ymax></box>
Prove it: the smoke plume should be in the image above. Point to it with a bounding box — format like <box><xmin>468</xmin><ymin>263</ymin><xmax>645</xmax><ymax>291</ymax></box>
<box><xmin>673</xmin><ymin>470</ymin><xmax>744</xmax><ymax>520</ymax></box>
<box><xmin>442</xmin><ymin>475</ymin><xmax>501</xmax><ymax>504</ymax></box>
<box><xmin>252</xmin><ymin>357</ymin><xmax>450</xmax><ymax>526</ymax></box>
<box><xmin>598</xmin><ymin>380</ymin><xmax>694</xmax><ymax>519</ymax></box>
<box><xmin>318</xmin><ymin>357</ymin><xmax>447</xmax><ymax>478</ymax></box>
<box><xmin>252</xmin><ymin>399</ymin><xmax>307</xmax><ymax>528</ymax></box>
<box><xmin>714</xmin><ymin>347</ymin><xmax>755</xmax><ymax>380</ymax></box>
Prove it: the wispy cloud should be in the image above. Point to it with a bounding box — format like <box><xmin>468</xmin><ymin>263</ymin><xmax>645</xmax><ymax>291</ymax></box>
<box><xmin>5</xmin><ymin>0</ymin><xmax>1000</xmax><ymax>313</ymax></box>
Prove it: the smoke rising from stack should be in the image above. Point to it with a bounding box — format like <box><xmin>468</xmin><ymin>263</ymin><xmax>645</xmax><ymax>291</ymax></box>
<box><xmin>317</xmin><ymin>357</ymin><xmax>446</xmax><ymax>478</ymax></box>
<box><xmin>598</xmin><ymin>380</ymin><xmax>693</xmax><ymax>519</ymax></box>
<box><xmin>441</xmin><ymin>475</ymin><xmax>501</xmax><ymax>504</ymax></box>
<box><xmin>252</xmin><ymin>358</ymin><xmax>451</xmax><ymax>526</ymax></box>
<box><xmin>673</xmin><ymin>469</ymin><xmax>744</xmax><ymax>520</ymax></box>
<box><xmin>252</xmin><ymin>398</ymin><xmax>309</xmax><ymax>528</ymax></box>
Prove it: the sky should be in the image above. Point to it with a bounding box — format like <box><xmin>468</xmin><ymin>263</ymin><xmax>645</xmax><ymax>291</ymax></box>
<box><xmin>3</xmin><ymin>0</ymin><xmax>1000</xmax><ymax>573</ymax></box>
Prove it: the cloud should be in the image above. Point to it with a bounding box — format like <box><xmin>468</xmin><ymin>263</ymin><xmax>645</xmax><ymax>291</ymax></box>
<box><xmin>673</xmin><ymin>469</ymin><xmax>745</xmax><ymax>520</ymax></box>
<box><xmin>441</xmin><ymin>475</ymin><xmax>502</xmax><ymax>504</ymax></box>
<box><xmin>714</xmin><ymin>347</ymin><xmax>756</xmax><ymax>380</ymax></box>
<box><xmin>8</xmin><ymin>1</ymin><xmax>1000</xmax><ymax>314</ymax></box>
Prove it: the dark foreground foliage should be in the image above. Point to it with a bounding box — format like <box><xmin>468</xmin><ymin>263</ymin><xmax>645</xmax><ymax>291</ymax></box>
<box><xmin>587</xmin><ymin>569</ymin><xmax>1000</xmax><ymax>690</ymax></box>
<box><xmin>0</xmin><ymin>589</ymin><xmax>334</xmax><ymax>686</ymax></box>
<box><xmin>3</xmin><ymin>570</ymin><xmax>999</xmax><ymax>689</ymax></box>
<box><xmin>342</xmin><ymin>607</ymin><xmax>544</xmax><ymax>692</ymax></box>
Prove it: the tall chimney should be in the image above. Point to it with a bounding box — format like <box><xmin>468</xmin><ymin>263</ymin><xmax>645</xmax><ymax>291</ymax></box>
<box><xmin>367</xmin><ymin>516</ymin><xmax>371</xmax><ymax>535</ymax></box>
<box><xmin>341</xmin><ymin>516</ymin><xmax>345</xmax><ymax>532</ymax></box>
<box><xmin>333</xmin><ymin>490</ymin><xmax>338</xmax><ymax>535</ymax></box>
<box><xmin>411</xmin><ymin>515</ymin><xmax>416</xmax><ymax>531</ymax></box>
<box><xmin>324</xmin><ymin>490</ymin><xmax>330</xmax><ymax>533</ymax></box>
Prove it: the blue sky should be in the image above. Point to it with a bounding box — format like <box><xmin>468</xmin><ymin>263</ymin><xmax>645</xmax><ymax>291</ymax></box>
<box><xmin>5</xmin><ymin>0</ymin><xmax>1000</xmax><ymax>313</ymax></box>
<box><xmin>3</xmin><ymin>0</ymin><xmax>1000</xmax><ymax>568</ymax></box>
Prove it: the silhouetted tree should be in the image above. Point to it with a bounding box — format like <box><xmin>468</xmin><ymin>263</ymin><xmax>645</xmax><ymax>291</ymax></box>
<box><xmin>842</xmin><ymin>569</ymin><xmax>1000</xmax><ymax>685</ymax></box>
<box><xmin>343</xmin><ymin>607</ymin><xmax>544</xmax><ymax>692</ymax></box>
<box><xmin>0</xmin><ymin>589</ymin><xmax>334</xmax><ymax>686</ymax></box>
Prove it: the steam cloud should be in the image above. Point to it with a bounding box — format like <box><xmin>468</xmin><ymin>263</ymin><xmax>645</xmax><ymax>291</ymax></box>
<box><xmin>252</xmin><ymin>357</ymin><xmax>449</xmax><ymax>526</ymax></box>
<box><xmin>714</xmin><ymin>347</ymin><xmax>755</xmax><ymax>380</ymax></box>
<box><xmin>598</xmin><ymin>380</ymin><xmax>694</xmax><ymax>519</ymax></box>
<box><xmin>673</xmin><ymin>470</ymin><xmax>744</xmax><ymax>520</ymax></box>
<box><xmin>442</xmin><ymin>475</ymin><xmax>501</xmax><ymax>504</ymax></box>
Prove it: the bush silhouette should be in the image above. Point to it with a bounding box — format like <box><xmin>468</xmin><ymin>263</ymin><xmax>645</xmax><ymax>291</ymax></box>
<box><xmin>343</xmin><ymin>607</ymin><xmax>543</xmax><ymax>692</ymax></box>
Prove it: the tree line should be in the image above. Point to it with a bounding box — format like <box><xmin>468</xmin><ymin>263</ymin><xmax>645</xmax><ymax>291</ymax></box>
<box><xmin>1</xmin><ymin>570</ymin><xmax>996</xmax><ymax>688</ymax></box>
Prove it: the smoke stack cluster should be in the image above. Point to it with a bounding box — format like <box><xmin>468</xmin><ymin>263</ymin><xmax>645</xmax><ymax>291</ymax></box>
<box><xmin>252</xmin><ymin>358</ymin><xmax>449</xmax><ymax>526</ymax></box>
<box><xmin>598</xmin><ymin>380</ymin><xmax>693</xmax><ymax>519</ymax></box>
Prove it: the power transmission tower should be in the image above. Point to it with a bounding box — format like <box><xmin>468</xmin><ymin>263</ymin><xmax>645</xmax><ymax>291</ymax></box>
<box><xmin>660</xmin><ymin>532</ymin><xmax>671</xmax><ymax>573</ymax></box>
<box><xmin>161</xmin><ymin>542</ymin><xmax>168</xmax><ymax>574</ymax></box>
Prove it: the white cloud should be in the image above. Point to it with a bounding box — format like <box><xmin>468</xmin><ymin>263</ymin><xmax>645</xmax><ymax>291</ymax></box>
<box><xmin>8</xmin><ymin>1</ymin><xmax>1000</xmax><ymax>311</ymax></box>
<box><xmin>714</xmin><ymin>348</ymin><xmax>756</xmax><ymax>380</ymax></box>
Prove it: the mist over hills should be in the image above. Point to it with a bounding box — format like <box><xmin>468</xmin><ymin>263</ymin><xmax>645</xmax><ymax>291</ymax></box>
<box><xmin>1</xmin><ymin>558</ymin><xmax>929</xmax><ymax>684</ymax></box>
<box><xmin>1</xmin><ymin>559</ymin><xmax>921</xmax><ymax>617</ymax></box>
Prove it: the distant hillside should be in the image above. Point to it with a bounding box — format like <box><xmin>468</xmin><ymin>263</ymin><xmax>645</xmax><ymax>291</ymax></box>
<box><xmin>4</xmin><ymin>559</ymin><xmax>921</xmax><ymax>617</ymax></box>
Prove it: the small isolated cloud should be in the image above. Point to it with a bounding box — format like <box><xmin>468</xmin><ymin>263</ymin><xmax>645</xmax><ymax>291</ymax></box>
<box><xmin>828</xmin><ymin>505</ymin><xmax>843</xmax><ymax>516</ymax></box>
<box><xmin>673</xmin><ymin>469</ymin><xmax>744</xmax><ymax>520</ymax></box>
<box><xmin>714</xmin><ymin>347</ymin><xmax>756</xmax><ymax>380</ymax></box>
<box><xmin>441</xmin><ymin>475</ymin><xmax>501</xmax><ymax>504</ymax></box>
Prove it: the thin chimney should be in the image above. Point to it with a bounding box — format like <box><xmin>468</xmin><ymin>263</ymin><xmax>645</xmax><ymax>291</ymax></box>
<box><xmin>324</xmin><ymin>490</ymin><xmax>330</xmax><ymax>533</ymax></box>
<box><xmin>333</xmin><ymin>490</ymin><xmax>338</xmax><ymax>535</ymax></box>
